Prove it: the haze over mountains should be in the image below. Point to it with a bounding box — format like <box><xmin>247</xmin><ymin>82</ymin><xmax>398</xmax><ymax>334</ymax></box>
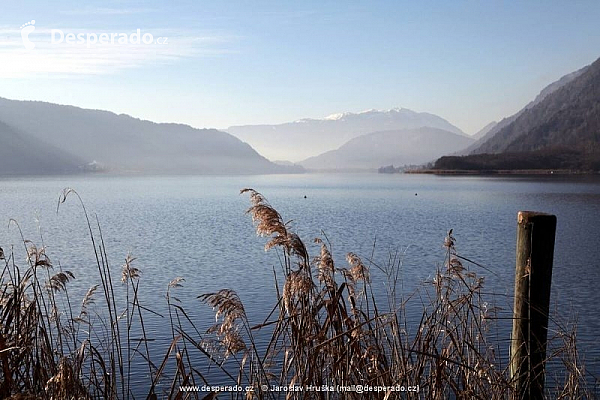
<box><xmin>472</xmin><ymin>121</ymin><xmax>498</xmax><ymax>141</ymax></box>
<box><xmin>0</xmin><ymin>98</ymin><xmax>299</xmax><ymax>175</ymax></box>
<box><xmin>475</xmin><ymin>62</ymin><xmax>597</xmax><ymax>154</ymax></box>
<box><xmin>435</xmin><ymin>57</ymin><xmax>600</xmax><ymax>171</ymax></box>
<box><xmin>227</xmin><ymin>108</ymin><xmax>465</xmax><ymax>162</ymax></box>
<box><xmin>1</xmin><ymin>98</ymin><xmax>471</xmax><ymax>175</ymax></box>
<box><xmin>2</xmin><ymin>55</ymin><xmax>599</xmax><ymax>176</ymax></box>
<box><xmin>0</xmin><ymin>120</ymin><xmax>84</xmax><ymax>175</ymax></box>
<box><xmin>301</xmin><ymin>127</ymin><xmax>474</xmax><ymax>171</ymax></box>
<box><xmin>455</xmin><ymin>65</ymin><xmax>589</xmax><ymax>157</ymax></box>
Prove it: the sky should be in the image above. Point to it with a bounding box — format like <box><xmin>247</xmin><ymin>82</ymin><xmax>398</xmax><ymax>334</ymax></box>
<box><xmin>0</xmin><ymin>0</ymin><xmax>599</xmax><ymax>134</ymax></box>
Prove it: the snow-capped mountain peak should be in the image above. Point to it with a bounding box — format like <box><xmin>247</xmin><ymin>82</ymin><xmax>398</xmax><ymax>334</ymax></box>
<box><xmin>228</xmin><ymin>107</ymin><xmax>465</xmax><ymax>161</ymax></box>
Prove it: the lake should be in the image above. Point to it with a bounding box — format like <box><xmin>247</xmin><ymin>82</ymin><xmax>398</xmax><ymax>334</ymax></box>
<box><xmin>1</xmin><ymin>173</ymin><xmax>599</xmax><ymax>393</ymax></box>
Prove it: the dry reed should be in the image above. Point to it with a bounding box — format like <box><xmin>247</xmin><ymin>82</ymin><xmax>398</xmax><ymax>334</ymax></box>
<box><xmin>0</xmin><ymin>188</ymin><xmax>595</xmax><ymax>399</ymax></box>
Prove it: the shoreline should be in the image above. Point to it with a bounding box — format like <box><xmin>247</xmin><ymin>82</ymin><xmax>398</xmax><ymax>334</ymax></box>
<box><xmin>403</xmin><ymin>169</ymin><xmax>599</xmax><ymax>175</ymax></box>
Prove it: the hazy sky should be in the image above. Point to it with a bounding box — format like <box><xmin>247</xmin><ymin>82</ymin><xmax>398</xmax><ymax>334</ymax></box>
<box><xmin>1</xmin><ymin>1</ymin><xmax>599</xmax><ymax>134</ymax></box>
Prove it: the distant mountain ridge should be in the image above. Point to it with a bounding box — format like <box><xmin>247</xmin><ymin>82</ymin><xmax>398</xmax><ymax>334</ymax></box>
<box><xmin>435</xmin><ymin>57</ymin><xmax>600</xmax><ymax>171</ymax></box>
<box><xmin>472</xmin><ymin>121</ymin><xmax>497</xmax><ymax>140</ymax></box>
<box><xmin>227</xmin><ymin>108</ymin><xmax>465</xmax><ymax>162</ymax></box>
<box><xmin>0</xmin><ymin>98</ymin><xmax>300</xmax><ymax>175</ymax></box>
<box><xmin>0</xmin><ymin>120</ymin><xmax>84</xmax><ymax>175</ymax></box>
<box><xmin>455</xmin><ymin>65</ymin><xmax>589</xmax><ymax>156</ymax></box>
<box><xmin>474</xmin><ymin>59</ymin><xmax>599</xmax><ymax>154</ymax></box>
<box><xmin>301</xmin><ymin>127</ymin><xmax>474</xmax><ymax>171</ymax></box>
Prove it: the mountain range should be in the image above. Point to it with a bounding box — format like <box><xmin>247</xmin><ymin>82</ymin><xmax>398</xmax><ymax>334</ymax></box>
<box><xmin>0</xmin><ymin>120</ymin><xmax>84</xmax><ymax>175</ymax></box>
<box><xmin>227</xmin><ymin>108</ymin><xmax>465</xmax><ymax>162</ymax></box>
<box><xmin>301</xmin><ymin>127</ymin><xmax>474</xmax><ymax>171</ymax></box>
<box><xmin>472</xmin><ymin>121</ymin><xmax>498</xmax><ymax>141</ymax></box>
<box><xmin>435</xmin><ymin>57</ymin><xmax>600</xmax><ymax>171</ymax></box>
<box><xmin>452</xmin><ymin>65</ymin><xmax>590</xmax><ymax>157</ymax></box>
<box><xmin>0</xmin><ymin>98</ymin><xmax>301</xmax><ymax>175</ymax></box>
<box><xmin>3</xmin><ymin>54</ymin><xmax>599</xmax><ymax>176</ymax></box>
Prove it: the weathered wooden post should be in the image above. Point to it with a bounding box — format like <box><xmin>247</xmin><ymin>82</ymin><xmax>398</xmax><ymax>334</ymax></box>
<box><xmin>510</xmin><ymin>211</ymin><xmax>556</xmax><ymax>400</ymax></box>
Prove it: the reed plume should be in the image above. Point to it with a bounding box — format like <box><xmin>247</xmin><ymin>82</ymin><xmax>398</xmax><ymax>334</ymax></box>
<box><xmin>0</xmin><ymin>187</ymin><xmax>593</xmax><ymax>399</ymax></box>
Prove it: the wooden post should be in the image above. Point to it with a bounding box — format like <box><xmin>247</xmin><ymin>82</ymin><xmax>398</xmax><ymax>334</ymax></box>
<box><xmin>510</xmin><ymin>211</ymin><xmax>556</xmax><ymax>400</ymax></box>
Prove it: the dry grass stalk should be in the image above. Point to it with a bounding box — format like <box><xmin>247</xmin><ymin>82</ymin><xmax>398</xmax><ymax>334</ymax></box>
<box><xmin>0</xmin><ymin>188</ymin><xmax>595</xmax><ymax>399</ymax></box>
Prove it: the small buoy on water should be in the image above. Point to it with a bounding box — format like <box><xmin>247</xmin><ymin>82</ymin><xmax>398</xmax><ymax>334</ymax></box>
<box><xmin>304</xmin><ymin>195</ymin><xmax>307</xmax><ymax>199</ymax></box>
<box><xmin>415</xmin><ymin>193</ymin><xmax>418</xmax><ymax>196</ymax></box>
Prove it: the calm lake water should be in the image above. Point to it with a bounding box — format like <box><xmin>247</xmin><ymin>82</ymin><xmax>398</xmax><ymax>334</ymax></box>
<box><xmin>1</xmin><ymin>173</ymin><xmax>599</xmax><ymax>392</ymax></box>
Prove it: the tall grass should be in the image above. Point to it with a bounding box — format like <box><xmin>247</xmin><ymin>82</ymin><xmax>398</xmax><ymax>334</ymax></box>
<box><xmin>0</xmin><ymin>188</ymin><xmax>595</xmax><ymax>398</ymax></box>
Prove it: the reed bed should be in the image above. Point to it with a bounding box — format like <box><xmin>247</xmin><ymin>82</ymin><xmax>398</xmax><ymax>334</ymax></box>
<box><xmin>0</xmin><ymin>188</ymin><xmax>595</xmax><ymax>399</ymax></box>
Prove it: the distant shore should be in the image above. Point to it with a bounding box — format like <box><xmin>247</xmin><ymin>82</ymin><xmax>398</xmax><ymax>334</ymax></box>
<box><xmin>403</xmin><ymin>169</ymin><xmax>598</xmax><ymax>175</ymax></box>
